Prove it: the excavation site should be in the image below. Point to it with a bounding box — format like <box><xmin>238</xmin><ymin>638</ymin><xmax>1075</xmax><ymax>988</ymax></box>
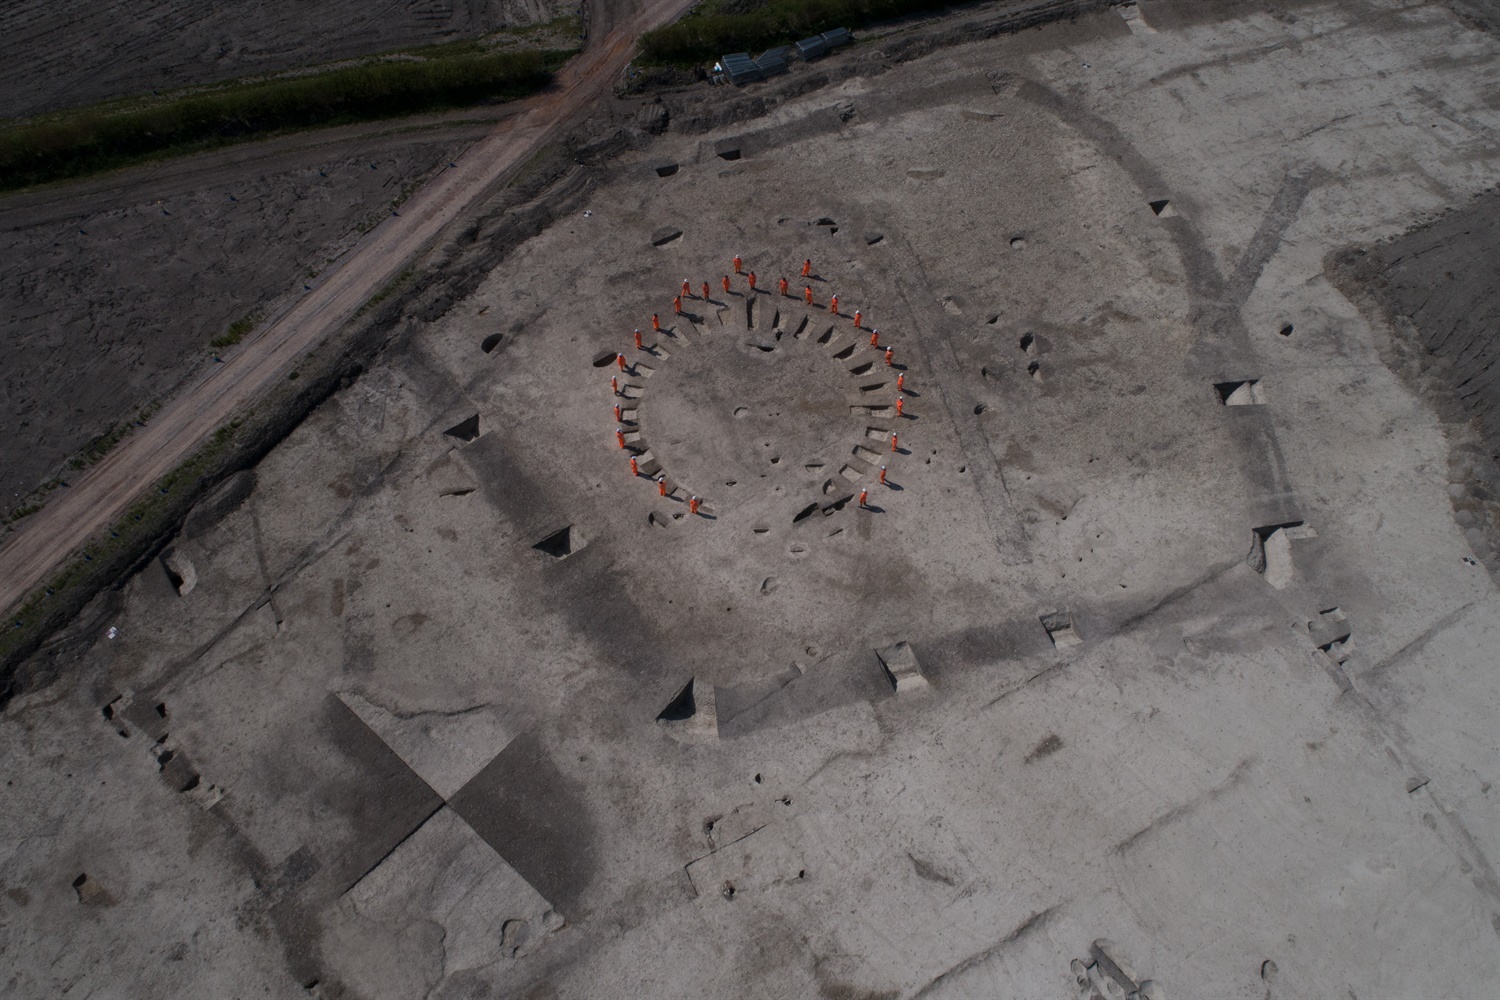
<box><xmin>3</xmin><ymin>0</ymin><xmax>1500</xmax><ymax>997</ymax></box>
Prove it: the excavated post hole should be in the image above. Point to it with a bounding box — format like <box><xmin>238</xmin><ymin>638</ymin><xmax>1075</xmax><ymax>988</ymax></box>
<box><xmin>532</xmin><ymin>526</ymin><xmax>578</xmax><ymax>558</ymax></box>
<box><xmin>832</xmin><ymin>343</ymin><xmax>856</xmax><ymax>360</ymax></box>
<box><xmin>1020</xmin><ymin>332</ymin><xmax>1036</xmax><ymax>353</ymax></box>
<box><xmin>859</xmin><ymin>382</ymin><xmax>887</xmax><ymax>394</ymax></box>
<box><xmin>793</xmin><ymin>316</ymin><xmax>810</xmax><ymax>338</ymax></box>
<box><xmin>443</xmin><ymin>414</ymin><xmax>481</xmax><ymax>442</ymax></box>
<box><xmin>651</xmin><ymin>228</ymin><xmax>684</xmax><ymax>247</ymax></box>
<box><xmin>793</xmin><ymin>503</ymin><xmax>820</xmax><ymax>525</ymax></box>
<box><xmin>481</xmin><ymin>333</ymin><xmax>503</xmax><ymax>353</ymax></box>
<box><xmin>592</xmin><ymin>351</ymin><xmax>617</xmax><ymax>367</ymax></box>
<box><xmin>849</xmin><ymin>361</ymin><xmax>875</xmax><ymax>376</ymax></box>
<box><xmin>655</xmin><ymin>163</ymin><xmax>679</xmax><ymax>177</ymax></box>
<box><xmin>718</xmin><ymin>149</ymin><xmax>741</xmax><ymax>161</ymax></box>
<box><xmin>1149</xmin><ymin>199</ymin><xmax>1173</xmax><ymax>216</ymax></box>
<box><xmin>657</xmin><ymin>679</ymin><xmax>697</xmax><ymax>721</ymax></box>
<box><xmin>1279</xmin><ymin>323</ymin><xmax>1294</xmax><ymax>337</ymax></box>
<box><xmin>1040</xmin><ymin>611</ymin><xmax>1082</xmax><ymax>648</ymax></box>
<box><xmin>1214</xmin><ymin>379</ymin><xmax>1266</xmax><ymax>405</ymax></box>
<box><xmin>817</xmin><ymin>327</ymin><xmax>834</xmax><ymax>344</ymax></box>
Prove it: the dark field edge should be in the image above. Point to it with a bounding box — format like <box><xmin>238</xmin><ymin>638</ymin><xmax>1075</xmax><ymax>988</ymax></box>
<box><xmin>0</xmin><ymin>49</ymin><xmax>571</xmax><ymax>192</ymax></box>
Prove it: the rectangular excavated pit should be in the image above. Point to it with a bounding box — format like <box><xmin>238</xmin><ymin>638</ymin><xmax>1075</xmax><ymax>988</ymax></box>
<box><xmin>533</xmin><ymin>526</ymin><xmax>582</xmax><ymax>559</ymax></box>
<box><xmin>1214</xmin><ymin>379</ymin><xmax>1266</xmax><ymax>405</ymax></box>
<box><xmin>443</xmin><ymin>414</ymin><xmax>481</xmax><ymax>442</ymax></box>
<box><xmin>852</xmin><ymin>445</ymin><xmax>882</xmax><ymax>463</ymax></box>
<box><xmin>1040</xmin><ymin>611</ymin><xmax>1082</xmax><ymax>649</ymax></box>
<box><xmin>876</xmin><ymin>641</ymin><xmax>928</xmax><ymax>694</ymax></box>
<box><xmin>1247</xmin><ymin>521</ymin><xmax>1315</xmax><ymax>589</ymax></box>
<box><xmin>655</xmin><ymin>163</ymin><xmax>679</xmax><ymax>177</ymax></box>
<box><xmin>832</xmin><ymin>343</ymin><xmax>856</xmax><ymax>360</ymax></box>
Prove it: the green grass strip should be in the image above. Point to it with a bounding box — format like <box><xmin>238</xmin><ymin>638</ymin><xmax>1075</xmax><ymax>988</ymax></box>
<box><xmin>0</xmin><ymin>49</ymin><xmax>568</xmax><ymax>191</ymax></box>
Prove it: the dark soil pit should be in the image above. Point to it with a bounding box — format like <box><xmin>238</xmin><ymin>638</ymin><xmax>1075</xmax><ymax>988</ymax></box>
<box><xmin>1214</xmin><ymin>379</ymin><xmax>1266</xmax><ymax>405</ymax></box>
<box><xmin>443</xmin><ymin>414</ymin><xmax>481</xmax><ymax>442</ymax></box>
<box><xmin>718</xmin><ymin>149</ymin><xmax>742</xmax><ymax>161</ymax></box>
<box><xmin>832</xmin><ymin>343</ymin><xmax>856</xmax><ymax>360</ymax></box>
<box><xmin>532</xmin><ymin>526</ymin><xmax>579</xmax><ymax>558</ymax></box>
<box><xmin>651</xmin><ymin>228</ymin><xmax>684</xmax><ymax>247</ymax></box>
<box><xmin>656</xmin><ymin>163</ymin><xmax>680</xmax><ymax>177</ymax></box>
<box><xmin>482</xmin><ymin>333</ymin><xmax>504</xmax><ymax>354</ymax></box>
<box><xmin>657</xmin><ymin>678</ymin><xmax>697</xmax><ymax>721</ymax></box>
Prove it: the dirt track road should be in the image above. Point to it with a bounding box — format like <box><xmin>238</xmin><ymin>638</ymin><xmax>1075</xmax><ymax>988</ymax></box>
<box><xmin>0</xmin><ymin>0</ymin><xmax>692</xmax><ymax>616</ymax></box>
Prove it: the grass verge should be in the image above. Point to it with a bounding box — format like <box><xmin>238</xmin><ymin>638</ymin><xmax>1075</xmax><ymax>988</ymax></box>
<box><xmin>211</xmin><ymin>309</ymin><xmax>265</xmax><ymax>351</ymax></box>
<box><xmin>639</xmin><ymin>0</ymin><xmax>953</xmax><ymax>64</ymax></box>
<box><xmin>0</xmin><ymin>47</ymin><xmax>571</xmax><ymax>191</ymax></box>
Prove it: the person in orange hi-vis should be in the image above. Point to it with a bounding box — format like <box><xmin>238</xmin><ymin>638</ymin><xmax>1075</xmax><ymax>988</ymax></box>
<box><xmin>652</xmin><ymin>314</ymin><xmax>660</xmax><ymax>331</ymax></box>
<box><xmin>611</xmin><ymin>375</ymin><xmax>620</xmax><ymax>395</ymax></box>
<box><xmin>616</xmin><ymin>428</ymin><xmax>627</xmax><ymax>449</ymax></box>
<box><xmin>870</xmin><ymin>329</ymin><xmax>880</xmax><ymax>348</ymax></box>
<box><xmin>722</xmin><ymin>274</ymin><xmax>731</xmax><ymax>294</ymax></box>
<box><xmin>779</xmin><ymin>277</ymin><xmax>789</xmax><ymax>297</ymax></box>
<box><xmin>804</xmin><ymin>286</ymin><xmax>814</xmax><ymax>305</ymax></box>
<box><xmin>896</xmin><ymin>395</ymin><xmax>905</xmax><ymax>417</ymax></box>
<box><xmin>673</xmin><ymin>295</ymin><xmax>682</xmax><ymax>315</ymax></box>
<box><xmin>891</xmin><ymin>431</ymin><xmax>899</xmax><ymax>453</ymax></box>
<box><xmin>682</xmin><ymin>278</ymin><xmax>690</xmax><ymax>298</ymax></box>
<box><xmin>896</xmin><ymin>372</ymin><xmax>904</xmax><ymax>391</ymax></box>
<box><xmin>733</xmin><ymin>255</ymin><xmax>743</xmax><ymax>274</ymax></box>
<box><xmin>634</xmin><ymin>329</ymin><xmax>643</xmax><ymax>350</ymax></box>
<box><xmin>858</xmin><ymin>488</ymin><xmax>868</xmax><ymax>508</ymax></box>
<box><xmin>658</xmin><ymin>475</ymin><xmax>668</xmax><ymax>497</ymax></box>
<box><xmin>830</xmin><ymin>294</ymin><xmax>839</xmax><ymax>315</ymax></box>
<box><xmin>614</xmin><ymin>403</ymin><xmax>622</xmax><ymax>422</ymax></box>
<box><xmin>884</xmin><ymin>346</ymin><xmax>894</xmax><ymax>367</ymax></box>
<box><xmin>630</xmin><ymin>456</ymin><xmax>639</xmax><ymax>476</ymax></box>
<box><xmin>747</xmin><ymin>272</ymin><xmax>757</xmax><ymax>291</ymax></box>
<box><xmin>689</xmin><ymin>496</ymin><xmax>701</xmax><ymax>515</ymax></box>
<box><xmin>879</xmin><ymin>465</ymin><xmax>887</xmax><ymax>485</ymax></box>
<box><xmin>702</xmin><ymin>281</ymin><xmax>711</xmax><ymax>301</ymax></box>
<box><xmin>801</xmin><ymin>259</ymin><xmax>812</xmax><ymax>278</ymax></box>
<box><xmin>853</xmin><ymin>309</ymin><xmax>861</xmax><ymax>328</ymax></box>
<box><xmin>616</xmin><ymin>352</ymin><xmax>627</xmax><ymax>371</ymax></box>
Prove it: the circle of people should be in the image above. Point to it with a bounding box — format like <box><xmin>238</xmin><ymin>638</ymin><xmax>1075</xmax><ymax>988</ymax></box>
<box><xmin>610</xmin><ymin>256</ymin><xmax>910</xmax><ymax>517</ymax></box>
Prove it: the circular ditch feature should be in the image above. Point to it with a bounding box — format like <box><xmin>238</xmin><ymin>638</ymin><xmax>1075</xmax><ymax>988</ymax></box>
<box><xmin>636</xmin><ymin>297</ymin><xmax>878</xmax><ymax>513</ymax></box>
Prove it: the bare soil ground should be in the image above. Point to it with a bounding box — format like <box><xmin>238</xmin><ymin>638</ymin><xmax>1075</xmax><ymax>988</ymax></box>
<box><xmin>3</xmin><ymin>3</ymin><xmax>1500</xmax><ymax>998</ymax></box>
<box><xmin>0</xmin><ymin>138</ymin><xmax>471</xmax><ymax>507</ymax></box>
<box><xmin>0</xmin><ymin>0</ymin><xmax>574</xmax><ymax>119</ymax></box>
